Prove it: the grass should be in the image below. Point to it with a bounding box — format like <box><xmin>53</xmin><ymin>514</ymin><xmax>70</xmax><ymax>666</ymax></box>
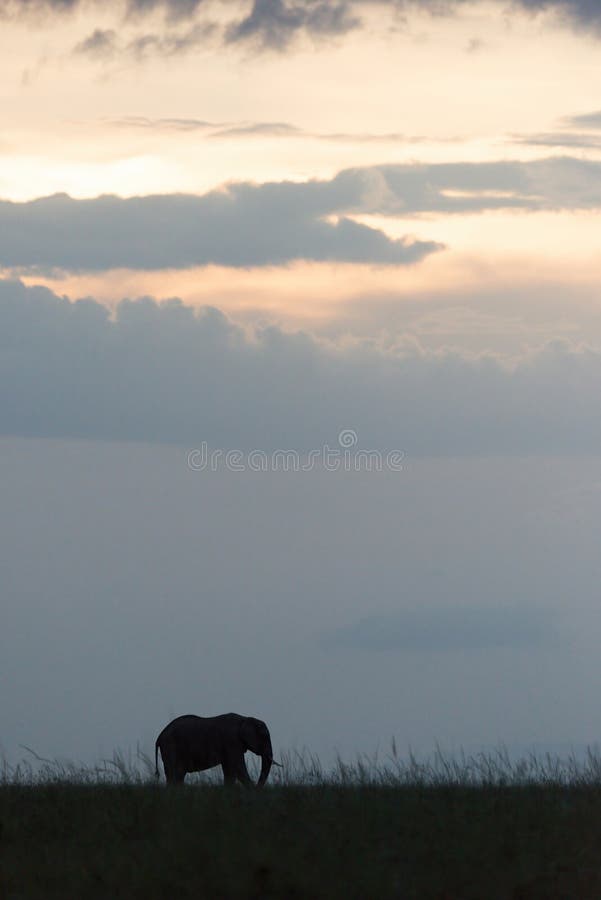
<box><xmin>2</xmin><ymin>746</ymin><xmax>601</xmax><ymax>898</ymax></box>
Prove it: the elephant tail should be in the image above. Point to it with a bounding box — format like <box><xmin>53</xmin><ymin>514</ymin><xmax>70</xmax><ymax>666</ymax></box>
<box><xmin>155</xmin><ymin>740</ymin><xmax>160</xmax><ymax>780</ymax></box>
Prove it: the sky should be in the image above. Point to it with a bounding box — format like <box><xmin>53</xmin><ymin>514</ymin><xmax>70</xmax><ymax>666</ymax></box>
<box><xmin>3</xmin><ymin>0</ymin><xmax>601</xmax><ymax>771</ymax></box>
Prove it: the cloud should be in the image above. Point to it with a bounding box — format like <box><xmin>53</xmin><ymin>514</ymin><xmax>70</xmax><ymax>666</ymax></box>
<box><xmin>0</xmin><ymin>182</ymin><xmax>442</xmax><ymax>272</ymax></box>
<box><xmin>465</xmin><ymin>36</ymin><xmax>486</xmax><ymax>53</ymax></box>
<box><xmin>562</xmin><ymin>109</ymin><xmax>601</xmax><ymax>129</ymax></box>
<box><xmin>513</xmin><ymin>0</ymin><xmax>601</xmax><ymax>30</ymax></box>
<box><xmin>514</xmin><ymin>108</ymin><xmax>601</xmax><ymax>149</ymax></box>
<box><xmin>210</xmin><ymin>121</ymin><xmax>303</xmax><ymax>138</ymax></box>
<box><xmin>5</xmin><ymin>156</ymin><xmax>601</xmax><ymax>274</ymax></box>
<box><xmin>124</xmin><ymin>21</ymin><xmax>216</xmax><ymax>57</ymax></box>
<box><xmin>206</xmin><ymin>122</ymin><xmax>431</xmax><ymax>143</ymax></box>
<box><xmin>325</xmin><ymin>605</ymin><xmax>553</xmax><ymax>650</ymax></box>
<box><xmin>2</xmin><ymin>279</ymin><xmax>601</xmax><ymax>453</ymax></box>
<box><xmin>11</xmin><ymin>0</ymin><xmax>601</xmax><ymax>61</ymax></box>
<box><xmin>107</xmin><ymin>115</ymin><xmax>428</xmax><ymax>144</ymax></box>
<box><xmin>225</xmin><ymin>0</ymin><xmax>360</xmax><ymax>50</ymax></box>
<box><xmin>74</xmin><ymin>22</ymin><xmax>216</xmax><ymax>60</ymax></box>
<box><xmin>109</xmin><ymin>115</ymin><xmax>218</xmax><ymax>130</ymax></box>
<box><xmin>0</xmin><ymin>0</ymin><xmax>206</xmax><ymax>16</ymax></box>
<box><xmin>513</xmin><ymin>131</ymin><xmax>601</xmax><ymax>150</ymax></box>
<box><xmin>73</xmin><ymin>2</ymin><xmax>357</xmax><ymax>58</ymax></box>
<box><xmin>74</xmin><ymin>28</ymin><xmax>118</xmax><ymax>59</ymax></box>
<box><xmin>330</xmin><ymin>157</ymin><xmax>601</xmax><ymax>214</ymax></box>
<box><xmin>125</xmin><ymin>0</ymin><xmax>205</xmax><ymax>21</ymax></box>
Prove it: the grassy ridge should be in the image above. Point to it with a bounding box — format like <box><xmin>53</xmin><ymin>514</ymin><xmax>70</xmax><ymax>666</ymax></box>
<box><xmin>2</xmin><ymin>751</ymin><xmax>601</xmax><ymax>898</ymax></box>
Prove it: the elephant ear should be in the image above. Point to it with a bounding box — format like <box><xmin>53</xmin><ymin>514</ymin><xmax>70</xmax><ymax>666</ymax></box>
<box><xmin>239</xmin><ymin>717</ymin><xmax>256</xmax><ymax>752</ymax></box>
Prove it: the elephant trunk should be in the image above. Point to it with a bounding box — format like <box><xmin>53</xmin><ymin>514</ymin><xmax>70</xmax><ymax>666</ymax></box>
<box><xmin>257</xmin><ymin>754</ymin><xmax>272</xmax><ymax>787</ymax></box>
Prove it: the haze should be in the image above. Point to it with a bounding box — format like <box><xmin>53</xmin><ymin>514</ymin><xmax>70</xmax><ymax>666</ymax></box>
<box><xmin>2</xmin><ymin>0</ymin><xmax>601</xmax><ymax>769</ymax></box>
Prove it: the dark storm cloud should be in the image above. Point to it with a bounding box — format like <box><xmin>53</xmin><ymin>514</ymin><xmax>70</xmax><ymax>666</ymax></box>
<box><xmin>0</xmin><ymin>182</ymin><xmax>442</xmax><ymax>271</ymax></box>
<box><xmin>325</xmin><ymin>605</ymin><xmax>552</xmax><ymax>651</ymax></box>
<box><xmin>2</xmin><ymin>279</ymin><xmax>601</xmax><ymax>453</ymax></box>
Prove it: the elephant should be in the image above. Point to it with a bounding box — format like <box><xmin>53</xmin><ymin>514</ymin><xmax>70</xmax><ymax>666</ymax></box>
<box><xmin>155</xmin><ymin>713</ymin><xmax>280</xmax><ymax>787</ymax></box>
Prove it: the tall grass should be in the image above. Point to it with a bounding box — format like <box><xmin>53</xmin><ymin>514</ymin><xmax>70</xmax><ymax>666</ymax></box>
<box><xmin>5</xmin><ymin>741</ymin><xmax>601</xmax><ymax>788</ymax></box>
<box><xmin>5</xmin><ymin>744</ymin><xmax>601</xmax><ymax>897</ymax></box>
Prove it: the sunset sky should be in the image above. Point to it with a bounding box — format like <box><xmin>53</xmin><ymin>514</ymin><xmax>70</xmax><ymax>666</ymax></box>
<box><xmin>4</xmin><ymin>0</ymin><xmax>601</xmax><ymax>347</ymax></box>
<box><xmin>3</xmin><ymin>0</ymin><xmax>601</xmax><ymax>769</ymax></box>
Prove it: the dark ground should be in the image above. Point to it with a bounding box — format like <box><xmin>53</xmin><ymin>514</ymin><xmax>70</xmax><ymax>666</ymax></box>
<box><xmin>2</xmin><ymin>783</ymin><xmax>601</xmax><ymax>898</ymax></box>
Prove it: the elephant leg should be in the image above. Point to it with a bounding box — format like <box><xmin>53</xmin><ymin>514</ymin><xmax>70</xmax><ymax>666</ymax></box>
<box><xmin>163</xmin><ymin>754</ymin><xmax>186</xmax><ymax>785</ymax></box>
<box><xmin>169</xmin><ymin>766</ymin><xmax>186</xmax><ymax>785</ymax></box>
<box><xmin>222</xmin><ymin>754</ymin><xmax>252</xmax><ymax>788</ymax></box>
<box><xmin>234</xmin><ymin>756</ymin><xmax>253</xmax><ymax>788</ymax></box>
<box><xmin>221</xmin><ymin>762</ymin><xmax>236</xmax><ymax>787</ymax></box>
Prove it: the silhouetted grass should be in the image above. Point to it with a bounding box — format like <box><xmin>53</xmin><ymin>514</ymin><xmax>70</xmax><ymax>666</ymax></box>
<box><xmin>2</xmin><ymin>745</ymin><xmax>601</xmax><ymax>898</ymax></box>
